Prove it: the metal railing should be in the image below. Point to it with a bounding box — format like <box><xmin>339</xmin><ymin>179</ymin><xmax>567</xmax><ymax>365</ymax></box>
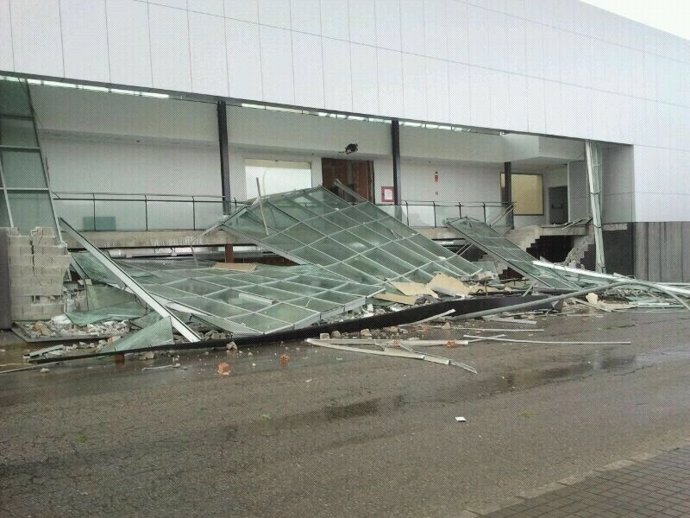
<box><xmin>52</xmin><ymin>192</ymin><xmax>246</xmax><ymax>232</ymax></box>
<box><xmin>52</xmin><ymin>192</ymin><xmax>514</xmax><ymax>232</ymax></box>
<box><xmin>378</xmin><ymin>200</ymin><xmax>515</xmax><ymax>229</ymax></box>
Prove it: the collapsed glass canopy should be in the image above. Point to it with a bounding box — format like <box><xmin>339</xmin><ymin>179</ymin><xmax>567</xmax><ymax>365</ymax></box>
<box><xmin>445</xmin><ymin>217</ymin><xmax>580</xmax><ymax>290</ymax></box>
<box><xmin>220</xmin><ymin>187</ymin><xmax>482</xmax><ymax>285</ymax></box>
<box><xmin>72</xmin><ymin>254</ymin><xmax>382</xmax><ymax>336</ymax></box>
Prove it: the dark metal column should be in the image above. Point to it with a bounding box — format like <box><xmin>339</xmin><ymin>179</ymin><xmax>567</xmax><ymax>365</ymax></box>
<box><xmin>391</xmin><ymin>119</ymin><xmax>401</xmax><ymax>204</ymax></box>
<box><xmin>502</xmin><ymin>161</ymin><xmax>514</xmax><ymax>229</ymax></box>
<box><xmin>217</xmin><ymin>100</ymin><xmax>231</xmax><ymax>214</ymax></box>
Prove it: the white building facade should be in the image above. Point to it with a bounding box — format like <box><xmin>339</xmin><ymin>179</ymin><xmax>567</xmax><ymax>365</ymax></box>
<box><xmin>1</xmin><ymin>0</ymin><xmax>689</xmax><ymax>280</ymax></box>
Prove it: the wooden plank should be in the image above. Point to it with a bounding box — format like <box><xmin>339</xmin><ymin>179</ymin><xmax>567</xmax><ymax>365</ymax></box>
<box><xmin>373</xmin><ymin>292</ymin><xmax>418</xmax><ymax>305</ymax></box>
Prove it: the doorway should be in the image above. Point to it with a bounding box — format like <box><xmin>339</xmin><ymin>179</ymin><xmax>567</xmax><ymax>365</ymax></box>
<box><xmin>321</xmin><ymin>158</ymin><xmax>374</xmax><ymax>201</ymax></box>
<box><xmin>548</xmin><ymin>186</ymin><xmax>568</xmax><ymax>224</ymax></box>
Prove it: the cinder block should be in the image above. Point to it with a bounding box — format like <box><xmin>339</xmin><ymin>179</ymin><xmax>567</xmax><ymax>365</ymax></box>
<box><xmin>8</xmin><ymin>245</ymin><xmax>33</xmax><ymax>257</ymax></box>
<box><xmin>8</xmin><ymin>235</ymin><xmax>30</xmax><ymax>247</ymax></box>
<box><xmin>33</xmin><ymin>255</ymin><xmax>71</xmax><ymax>268</ymax></box>
<box><xmin>33</xmin><ymin>244</ymin><xmax>68</xmax><ymax>256</ymax></box>
<box><xmin>8</xmin><ymin>254</ymin><xmax>33</xmax><ymax>266</ymax></box>
<box><xmin>9</xmin><ymin>264</ymin><xmax>35</xmax><ymax>277</ymax></box>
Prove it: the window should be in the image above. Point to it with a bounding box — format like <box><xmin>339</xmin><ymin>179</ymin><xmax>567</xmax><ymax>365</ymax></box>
<box><xmin>245</xmin><ymin>159</ymin><xmax>312</xmax><ymax>199</ymax></box>
<box><xmin>501</xmin><ymin>173</ymin><xmax>543</xmax><ymax>216</ymax></box>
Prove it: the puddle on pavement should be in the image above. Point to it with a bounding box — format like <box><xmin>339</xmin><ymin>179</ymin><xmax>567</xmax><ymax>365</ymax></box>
<box><xmin>247</xmin><ymin>395</ymin><xmax>405</xmax><ymax>436</ymax></box>
<box><xmin>430</xmin><ymin>349</ymin><xmax>640</xmax><ymax>403</ymax></box>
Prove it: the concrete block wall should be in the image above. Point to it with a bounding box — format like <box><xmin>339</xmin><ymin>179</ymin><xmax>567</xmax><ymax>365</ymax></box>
<box><xmin>7</xmin><ymin>227</ymin><xmax>70</xmax><ymax>321</ymax></box>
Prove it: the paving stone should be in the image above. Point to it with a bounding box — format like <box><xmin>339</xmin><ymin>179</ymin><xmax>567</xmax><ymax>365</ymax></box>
<box><xmin>480</xmin><ymin>445</ymin><xmax>690</xmax><ymax>518</ymax></box>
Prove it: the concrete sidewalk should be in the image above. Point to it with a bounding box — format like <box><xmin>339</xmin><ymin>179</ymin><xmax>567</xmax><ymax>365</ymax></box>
<box><xmin>466</xmin><ymin>441</ymin><xmax>690</xmax><ymax>517</ymax></box>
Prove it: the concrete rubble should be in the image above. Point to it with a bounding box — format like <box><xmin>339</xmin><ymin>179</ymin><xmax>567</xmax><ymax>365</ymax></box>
<box><xmin>8</xmin><ymin>227</ymin><xmax>71</xmax><ymax>321</ymax></box>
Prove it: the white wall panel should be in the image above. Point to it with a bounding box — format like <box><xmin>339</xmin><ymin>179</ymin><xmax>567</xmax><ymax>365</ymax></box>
<box><xmin>543</xmin><ymin>81</ymin><xmax>563</xmax><ymax>136</ymax></box>
<box><xmin>31</xmin><ymin>85</ymin><xmax>218</xmax><ymax>142</ymax></box>
<box><xmin>60</xmin><ymin>0</ymin><xmax>110</xmax><ymax>82</ymax></box>
<box><xmin>189</xmin><ymin>12</ymin><xmax>228</xmax><ymax>96</ymax></box>
<box><xmin>466</xmin><ymin>6</ymin><xmax>489</xmax><ymax>67</ymax></box>
<box><xmin>291</xmin><ymin>0</ymin><xmax>320</xmax><ymax>34</ymax></box>
<box><xmin>106</xmin><ymin>0</ymin><xmax>152</xmax><ymax>87</ymax></box>
<box><xmin>559</xmin><ymin>84</ymin><xmax>590</xmax><ymax>139</ymax></box>
<box><xmin>425</xmin><ymin>59</ymin><xmax>449</xmax><ymax>122</ymax></box>
<box><xmin>10</xmin><ymin>0</ymin><xmax>63</xmax><ymax>77</ymax></box>
<box><xmin>400</xmin><ymin>0</ymin><xmax>425</xmax><ymax>55</ymax></box>
<box><xmin>376</xmin><ymin>49</ymin><xmax>404</xmax><ymax>116</ymax></box>
<box><xmin>226</xmin><ymin>105</ymin><xmax>390</xmax><ymax>155</ymax></box>
<box><xmin>523</xmin><ymin>20</ymin><xmax>544</xmax><ymax>79</ymax></box>
<box><xmin>0</xmin><ymin>0</ymin><xmax>13</xmax><ymax>70</ymax></box>
<box><xmin>506</xmin><ymin>73</ymin><xmax>528</xmax><ymax>132</ymax></box>
<box><xmin>188</xmin><ymin>0</ymin><xmax>223</xmax><ymax>16</ymax></box>
<box><xmin>468</xmin><ymin>67</ymin><xmax>491</xmax><ymax>129</ymax></box>
<box><xmin>226</xmin><ymin>19</ymin><xmax>262</xmax><ymax>99</ymax></box>
<box><xmin>258</xmin><ymin>0</ymin><xmax>291</xmax><ymax>29</ymax></box>
<box><xmin>292</xmin><ymin>32</ymin><xmax>325</xmax><ymax>108</ymax></box>
<box><xmin>349</xmin><ymin>0</ymin><xmax>376</xmax><ymax>46</ymax></box>
<box><xmin>483</xmin><ymin>10</ymin><xmax>507</xmax><ymax>71</ymax></box>
<box><xmin>351</xmin><ymin>44</ymin><xmax>379</xmax><ymax>114</ymax></box>
<box><xmin>224</xmin><ymin>0</ymin><xmax>258</xmax><ymax>22</ymax></box>
<box><xmin>375</xmin><ymin>0</ymin><xmax>401</xmax><ymax>51</ymax></box>
<box><xmin>151</xmin><ymin>0</ymin><xmax>186</xmax><ymax>8</ymax></box>
<box><xmin>448</xmin><ymin>62</ymin><xmax>471</xmax><ymax>126</ymax></box>
<box><xmin>43</xmin><ymin>135</ymin><xmax>219</xmax><ymax>195</ymax></box>
<box><xmin>525</xmin><ymin>77</ymin><xmax>546</xmax><ymax>135</ymax></box>
<box><xmin>320</xmin><ymin>0</ymin><xmax>349</xmax><ymax>40</ymax></box>
<box><xmin>400</xmin><ymin>159</ymin><xmax>499</xmax><ymax>203</ymax></box>
<box><xmin>424</xmin><ymin>0</ymin><xmax>447</xmax><ymax>60</ymax></box>
<box><xmin>322</xmin><ymin>39</ymin><xmax>352</xmax><ymax>112</ymax></box>
<box><xmin>402</xmin><ymin>53</ymin><xmax>427</xmax><ymax>120</ymax></box>
<box><xmin>540</xmin><ymin>26</ymin><xmax>560</xmax><ymax>82</ymax></box>
<box><xmin>446</xmin><ymin>0</ymin><xmax>469</xmax><ymax>64</ymax></box>
<box><xmin>504</xmin><ymin>15</ymin><xmax>526</xmax><ymax>75</ymax></box>
<box><xmin>489</xmin><ymin>70</ymin><xmax>510</xmax><ymax>130</ymax></box>
<box><xmin>149</xmin><ymin>4</ymin><xmax>192</xmax><ymax>92</ymax></box>
<box><xmin>260</xmin><ymin>26</ymin><xmax>294</xmax><ymax>104</ymax></box>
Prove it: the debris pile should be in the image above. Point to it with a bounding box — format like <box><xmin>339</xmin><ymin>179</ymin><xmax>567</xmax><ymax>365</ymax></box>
<box><xmin>15</xmin><ymin>317</ymin><xmax>129</xmax><ymax>341</ymax></box>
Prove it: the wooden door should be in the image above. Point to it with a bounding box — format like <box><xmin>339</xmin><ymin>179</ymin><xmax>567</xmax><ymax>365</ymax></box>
<box><xmin>321</xmin><ymin>158</ymin><xmax>374</xmax><ymax>201</ymax></box>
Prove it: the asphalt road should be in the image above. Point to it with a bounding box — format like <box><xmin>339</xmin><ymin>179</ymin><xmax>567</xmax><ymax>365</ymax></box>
<box><xmin>2</xmin><ymin>310</ymin><xmax>690</xmax><ymax>517</ymax></box>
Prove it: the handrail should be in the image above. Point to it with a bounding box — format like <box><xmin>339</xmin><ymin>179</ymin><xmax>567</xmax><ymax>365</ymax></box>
<box><xmin>52</xmin><ymin>191</ymin><xmax>515</xmax><ymax>231</ymax></box>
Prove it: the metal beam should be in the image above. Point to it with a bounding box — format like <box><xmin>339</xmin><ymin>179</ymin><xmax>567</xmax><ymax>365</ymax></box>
<box><xmin>217</xmin><ymin>100</ymin><xmax>232</xmax><ymax>214</ymax></box>
<box><xmin>391</xmin><ymin>119</ymin><xmax>401</xmax><ymax>204</ymax></box>
<box><xmin>0</xmin><ymin>229</ymin><xmax>11</xmax><ymax>329</ymax></box>
<box><xmin>502</xmin><ymin>161</ymin><xmax>514</xmax><ymax>229</ymax></box>
<box><xmin>59</xmin><ymin>218</ymin><xmax>201</xmax><ymax>342</ymax></box>
<box><xmin>585</xmin><ymin>141</ymin><xmax>606</xmax><ymax>273</ymax></box>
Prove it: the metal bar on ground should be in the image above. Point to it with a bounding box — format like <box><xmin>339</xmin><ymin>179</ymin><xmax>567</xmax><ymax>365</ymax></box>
<box><xmin>59</xmin><ymin>217</ymin><xmax>200</xmax><ymax>342</ymax></box>
<box><xmin>463</xmin><ymin>335</ymin><xmax>631</xmax><ymax>346</ymax></box>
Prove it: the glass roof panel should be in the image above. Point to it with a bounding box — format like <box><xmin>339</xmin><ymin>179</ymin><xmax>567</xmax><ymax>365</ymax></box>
<box><xmin>446</xmin><ymin>217</ymin><xmax>581</xmax><ymax>289</ymax></box>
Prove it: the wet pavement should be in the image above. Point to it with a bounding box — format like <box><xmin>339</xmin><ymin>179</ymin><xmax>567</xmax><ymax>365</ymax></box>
<box><xmin>2</xmin><ymin>310</ymin><xmax>690</xmax><ymax>516</ymax></box>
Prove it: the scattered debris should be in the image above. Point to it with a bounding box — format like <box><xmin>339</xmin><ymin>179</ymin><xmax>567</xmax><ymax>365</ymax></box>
<box><xmin>23</xmin><ymin>344</ymin><xmax>65</xmax><ymax>360</ymax></box>
<box><xmin>217</xmin><ymin>362</ymin><xmax>231</xmax><ymax>376</ymax></box>
<box><xmin>373</xmin><ymin>292</ymin><xmax>419</xmax><ymax>305</ymax></box>
<box><xmin>306</xmin><ymin>338</ymin><xmax>477</xmax><ymax>374</ymax></box>
<box><xmin>279</xmin><ymin>354</ymin><xmax>290</xmax><ymax>367</ymax></box>
<box><xmin>39</xmin><ymin>368</ymin><xmax>50</xmax><ymax>374</ymax></box>
<box><xmin>455</xmin><ymin>416</ymin><xmax>467</xmax><ymax>423</ymax></box>
<box><xmin>391</xmin><ymin>281</ymin><xmax>438</xmax><ymax>299</ymax></box>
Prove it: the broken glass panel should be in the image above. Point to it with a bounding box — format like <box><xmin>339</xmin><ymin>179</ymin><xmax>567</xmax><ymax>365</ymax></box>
<box><xmin>71</xmin><ymin>253</ymin><xmax>382</xmax><ymax>336</ymax></box>
<box><xmin>100</xmin><ymin>317</ymin><xmax>174</xmax><ymax>353</ymax></box>
<box><xmin>220</xmin><ymin>187</ymin><xmax>481</xmax><ymax>284</ymax></box>
<box><xmin>445</xmin><ymin>217</ymin><xmax>580</xmax><ymax>289</ymax></box>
